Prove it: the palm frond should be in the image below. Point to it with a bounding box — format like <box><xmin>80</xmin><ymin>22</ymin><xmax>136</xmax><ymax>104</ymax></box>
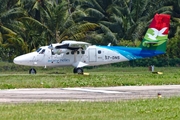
<box><xmin>85</xmin><ymin>8</ymin><xmax>104</xmax><ymax>20</ymax></box>
<box><xmin>155</xmin><ymin>6</ymin><xmax>173</xmax><ymax>13</ymax></box>
<box><xmin>71</xmin><ymin>10</ymin><xmax>87</xmax><ymax>21</ymax></box>
<box><xmin>1</xmin><ymin>7</ymin><xmax>27</xmax><ymax>22</ymax></box>
<box><xmin>0</xmin><ymin>32</ymin><xmax>3</xmax><ymax>44</ymax></box>
<box><xmin>59</xmin><ymin>22</ymin><xmax>99</xmax><ymax>42</ymax></box>
<box><xmin>0</xmin><ymin>25</ymin><xmax>17</xmax><ymax>36</ymax></box>
<box><xmin>18</xmin><ymin>17</ymin><xmax>46</xmax><ymax>31</ymax></box>
<box><xmin>99</xmin><ymin>23</ymin><xmax>117</xmax><ymax>45</ymax></box>
<box><xmin>91</xmin><ymin>0</ymin><xmax>105</xmax><ymax>13</ymax></box>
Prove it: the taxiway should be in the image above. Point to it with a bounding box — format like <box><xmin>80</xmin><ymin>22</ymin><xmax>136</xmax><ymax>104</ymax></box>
<box><xmin>0</xmin><ymin>85</ymin><xmax>180</xmax><ymax>103</ymax></box>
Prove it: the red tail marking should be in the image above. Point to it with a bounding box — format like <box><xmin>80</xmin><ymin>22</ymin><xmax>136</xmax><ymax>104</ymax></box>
<box><xmin>149</xmin><ymin>13</ymin><xmax>171</xmax><ymax>34</ymax></box>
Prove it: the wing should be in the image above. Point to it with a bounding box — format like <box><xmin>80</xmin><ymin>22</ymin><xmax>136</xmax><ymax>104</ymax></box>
<box><xmin>62</xmin><ymin>40</ymin><xmax>91</xmax><ymax>50</ymax></box>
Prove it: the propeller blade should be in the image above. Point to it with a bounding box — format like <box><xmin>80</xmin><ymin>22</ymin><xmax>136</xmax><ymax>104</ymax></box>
<box><xmin>48</xmin><ymin>44</ymin><xmax>53</xmax><ymax>49</ymax></box>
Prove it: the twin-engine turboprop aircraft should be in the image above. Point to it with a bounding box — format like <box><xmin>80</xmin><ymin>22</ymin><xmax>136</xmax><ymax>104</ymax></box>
<box><xmin>13</xmin><ymin>13</ymin><xmax>171</xmax><ymax>74</ymax></box>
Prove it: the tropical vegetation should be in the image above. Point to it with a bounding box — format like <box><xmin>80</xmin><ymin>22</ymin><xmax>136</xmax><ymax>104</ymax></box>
<box><xmin>0</xmin><ymin>0</ymin><xmax>180</xmax><ymax>66</ymax></box>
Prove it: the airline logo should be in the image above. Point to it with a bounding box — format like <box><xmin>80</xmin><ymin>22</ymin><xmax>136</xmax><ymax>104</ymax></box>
<box><xmin>145</xmin><ymin>27</ymin><xmax>168</xmax><ymax>41</ymax></box>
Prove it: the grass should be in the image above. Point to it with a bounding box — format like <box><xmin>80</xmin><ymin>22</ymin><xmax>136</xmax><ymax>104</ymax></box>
<box><xmin>0</xmin><ymin>66</ymin><xmax>180</xmax><ymax>89</ymax></box>
<box><xmin>0</xmin><ymin>97</ymin><xmax>179</xmax><ymax>120</ymax></box>
<box><xmin>0</xmin><ymin>64</ymin><xmax>180</xmax><ymax>120</ymax></box>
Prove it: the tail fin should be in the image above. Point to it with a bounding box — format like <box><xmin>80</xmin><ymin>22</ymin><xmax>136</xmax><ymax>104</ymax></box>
<box><xmin>139</xmin><ymin>13</ymin><xmax>171</xmax><ymax>53</ymax></box>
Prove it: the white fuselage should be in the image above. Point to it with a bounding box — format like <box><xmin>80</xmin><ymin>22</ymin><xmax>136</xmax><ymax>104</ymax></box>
<box><xmin>13</xmin><ymin>45</ymin><xmax>129</xmax><ymax>68</ymax></box>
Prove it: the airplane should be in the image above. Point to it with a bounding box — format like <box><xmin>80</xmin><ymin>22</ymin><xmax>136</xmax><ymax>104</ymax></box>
<box><xmin>13</xmin><ymin>13</ymin><xmax>171</xmax><ymax>74</ymax></box>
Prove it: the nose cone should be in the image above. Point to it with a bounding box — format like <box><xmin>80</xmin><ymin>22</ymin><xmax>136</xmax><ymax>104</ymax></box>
<box><xmin>13</xmin><ymin>53</ymin><xmax>36</xmax><ymax>66</ymax></box>
<box><xmin>13</xmin><ymin>56</ymin><xmax>25</xmax><ymax>65</ymax></box>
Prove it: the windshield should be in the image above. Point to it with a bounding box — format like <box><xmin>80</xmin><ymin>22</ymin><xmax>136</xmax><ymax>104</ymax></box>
<box><xmin>36</xmin><ymin>48</ymin><xmax>42</xmax><ymax>53</ymax></box>
<box><xmin>39</xmin><ymin>49</ymin><xmax>45</xmax><ymax>54</ymax></box>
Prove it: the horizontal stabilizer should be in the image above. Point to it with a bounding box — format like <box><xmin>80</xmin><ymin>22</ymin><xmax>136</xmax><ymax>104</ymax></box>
<box><xmin>72</xmin><ymin>61</ymin><xmax>88</xmax><ymax>68</ymax></box>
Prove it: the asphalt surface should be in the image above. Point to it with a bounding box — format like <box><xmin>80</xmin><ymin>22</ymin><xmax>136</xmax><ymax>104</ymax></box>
<box><xmin>0</xmin><ymin>85</ymin><xmax>180</xmax><ymax>103</ymax></box>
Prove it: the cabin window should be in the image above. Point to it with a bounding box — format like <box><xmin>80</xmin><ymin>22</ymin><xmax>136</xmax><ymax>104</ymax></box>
<box><xmin>81</xmin><ymin>51</ymin><xmax>85</xmax><ymax>54</ymax></box>
<box><xmin>39</xmin><ymin>49</ymin><xmax>45</xmax><ymax>54</ymax></box>
<box><xmin>77</xmin><ymin>51</ymin><xmax>80</xmax><ymax>54</ymax></box>
<box><xmin>71</xmin><ymin>51</ymin><xmax>74</xmax><ymax>54</ymax></box>
<box><xmin>98</xmin><ymin>50</ymin><xmax>101</xmax><ymax>54</ymax></box>
<box><xmin>36</xmin><ymin>48</ymin><xmax>42</xmax><ymax>53</ymax></box>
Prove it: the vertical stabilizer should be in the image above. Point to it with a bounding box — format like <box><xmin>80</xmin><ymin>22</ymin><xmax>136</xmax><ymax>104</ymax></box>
<box><xmin>139</xmin><ymin>14</ymin><xmax>171</xmax><ymax>52</ymax></box>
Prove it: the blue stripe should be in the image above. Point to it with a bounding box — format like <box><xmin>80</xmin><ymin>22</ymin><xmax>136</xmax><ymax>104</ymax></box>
<box><xmin>98</xmin><ymin>46</ymin><xmax>164</xmax><ymax>60</ymax></box>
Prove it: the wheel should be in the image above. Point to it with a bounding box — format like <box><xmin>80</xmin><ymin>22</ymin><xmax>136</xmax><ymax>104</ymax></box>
<box><xmin>73</xmin><ymin>67</ymin><xmax>83</xmax><ymax>74</ymax></box>
<box><xmin>76</xmin><ymin>68</ymin><xmax>83</xmax><ymax>74</ymax></box>
<box><xmin>73</xmin><ymin>68</ymin><xmax>77</xmax><ymax>73</ymax></box>
<box><xmin>29</xmin><ymin>68</ymin><xmax>36</xmax><ymax>74</ymax></box>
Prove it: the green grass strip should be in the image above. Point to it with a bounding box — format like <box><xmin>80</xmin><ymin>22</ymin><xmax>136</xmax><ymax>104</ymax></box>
<box><xmin>0</xmin><ymin>97</ymin><xmax>179</xmax><ymax>120</ymax></box>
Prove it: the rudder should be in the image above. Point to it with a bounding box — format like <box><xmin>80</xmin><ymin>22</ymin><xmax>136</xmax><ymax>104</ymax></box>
<box><xmin>139</xmin><ymin>13</ymin><xmax>171</xmax><ymax>52</ymax></box>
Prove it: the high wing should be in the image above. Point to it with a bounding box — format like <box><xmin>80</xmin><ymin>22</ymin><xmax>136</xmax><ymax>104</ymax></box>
<box><xmin>61</xmin><ymin>40</ymin><xmax>91</xmax><ymax>50</ymax></box>
<box><xmin>47</xmin><ymin>41</ymin><xmax>90</xmax><ymax>56</ymax></box>
<box><xmin>49</xmin><ymin>40</ymin><xmax>90</xmax><ymax>51</ymax></box>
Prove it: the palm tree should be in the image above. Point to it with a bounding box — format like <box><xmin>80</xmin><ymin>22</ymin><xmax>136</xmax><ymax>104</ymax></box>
<box><xmin>0</xmin><ymin>0</ymin><xmax>28</xmax><ymax>61</ymax></box>
<box><xmin>4</xmin><ymin>0</ymin><xmax>98</xmax><ymax>52</ymax></box>
<box><xmin>38</xmin><ymin>0</ymin><xmax>98</xmax><ymax>43</ymax></box>
<box><xmin>170</xmin><ymin>0</ymin><xmax>180</xmax><ymax>37</ymax></box>
<box><xmin>70</xmin><ymin>0</ymin><xmax>118</xmax><ymax>45</ymax></box>
<box><xmin>70</xmin><ymin>0</ymin><xmax>173</xmax><ymax>45</ymax></box>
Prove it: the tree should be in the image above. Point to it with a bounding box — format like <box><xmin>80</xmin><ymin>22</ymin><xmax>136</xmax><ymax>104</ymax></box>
<box><xmin>1</xmin><ymin>0</ymin><xmax>99</xmax><ymax>58</ymax></box>
<box><xmin>0</xmin><ymin>0</ymin><xmax>28</xmax><ymax>61</ymax></box>
<box><xmin>71</xmin><ymin>0</ymin><xmax>173</xmax><ymax>45</ymax></box>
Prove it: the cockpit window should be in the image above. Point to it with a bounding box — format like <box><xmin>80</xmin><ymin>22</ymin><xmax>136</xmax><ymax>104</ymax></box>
<box><xmin>39</xmin><ymin>49</ymin><xmax>45</xmax><ymax>54</ymax></box>
<box><xmin>36</xmin><ymin>48</ymin><xmax>42</xmax><ymax>53</ymax></box>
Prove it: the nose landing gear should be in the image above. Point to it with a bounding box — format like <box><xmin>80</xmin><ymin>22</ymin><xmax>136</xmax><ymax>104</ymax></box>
<box><xmin>29</xmin><ymin>68</ymin><xmax>36</xmax><ymax>74</ymax></box>
<box><xmin>73</xmin><ymin>67</ymin><xmax>83</xmax><ymax>74</ymax></box>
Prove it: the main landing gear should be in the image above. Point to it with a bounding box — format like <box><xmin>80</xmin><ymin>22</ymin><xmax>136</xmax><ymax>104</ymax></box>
<box><xmin>29</xmin><ymin>68</ymin><xmax>36</xmax><ymax>74</ymax></box>
<box><xmin>73</xmin><ymin>67</ymin><xmax>83</xmax><ymax>74</ymax></box>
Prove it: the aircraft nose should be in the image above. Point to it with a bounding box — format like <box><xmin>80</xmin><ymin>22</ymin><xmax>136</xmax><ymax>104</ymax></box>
<box><xmin>13</xmin><ymin>53</ymin><xmax>36</xmax><ymax>65</ymax></box>
<box><xmin>13</xmin><ymin>56</ymin><xmax>25</xmax><ymax>65</ymax></box>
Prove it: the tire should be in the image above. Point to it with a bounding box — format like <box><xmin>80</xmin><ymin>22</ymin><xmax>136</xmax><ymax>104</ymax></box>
<box><xmin>73</xmin><ymin>68</ymin><xmax>77</xmax><ymax>73</ymax></box>
<box><xmin>76</xmin><ymin>68</ymin><xmax>83</xmax><ymax>74</ymax></box>
<box><xmin>29</xmin><ymin>68</ymin><xmax>36</xmax><ymax>74</ymax></box>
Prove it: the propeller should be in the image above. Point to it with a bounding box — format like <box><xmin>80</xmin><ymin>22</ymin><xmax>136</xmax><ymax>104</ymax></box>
<box><xmin>48</xmin><ymin>44</ymin><xmax>54</xmax><ymax>63</ymax></box>
<box><xmin>48</xmin><ymin>44</ymin><xmax>53</xmax><ymax>50</ymax></box>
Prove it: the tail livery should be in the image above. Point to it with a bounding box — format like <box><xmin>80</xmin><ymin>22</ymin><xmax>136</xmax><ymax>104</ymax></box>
<box><xmin>140</xmin><ymin>13</ymin><xmax>171</xmax><ymax>52</ymax></box>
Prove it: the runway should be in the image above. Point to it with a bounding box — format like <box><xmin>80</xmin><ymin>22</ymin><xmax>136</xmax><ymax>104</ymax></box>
<box><xmin>0</xmin><ymin>85</ymin><xmax>180</xmax><ymax>103</ymax></box>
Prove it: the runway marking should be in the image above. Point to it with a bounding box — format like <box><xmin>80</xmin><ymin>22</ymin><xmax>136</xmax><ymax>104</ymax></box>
<box><xmin>62</xmin><ymin>88</ymin><xmax>131</xmax><ymax>94</ymax></box>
